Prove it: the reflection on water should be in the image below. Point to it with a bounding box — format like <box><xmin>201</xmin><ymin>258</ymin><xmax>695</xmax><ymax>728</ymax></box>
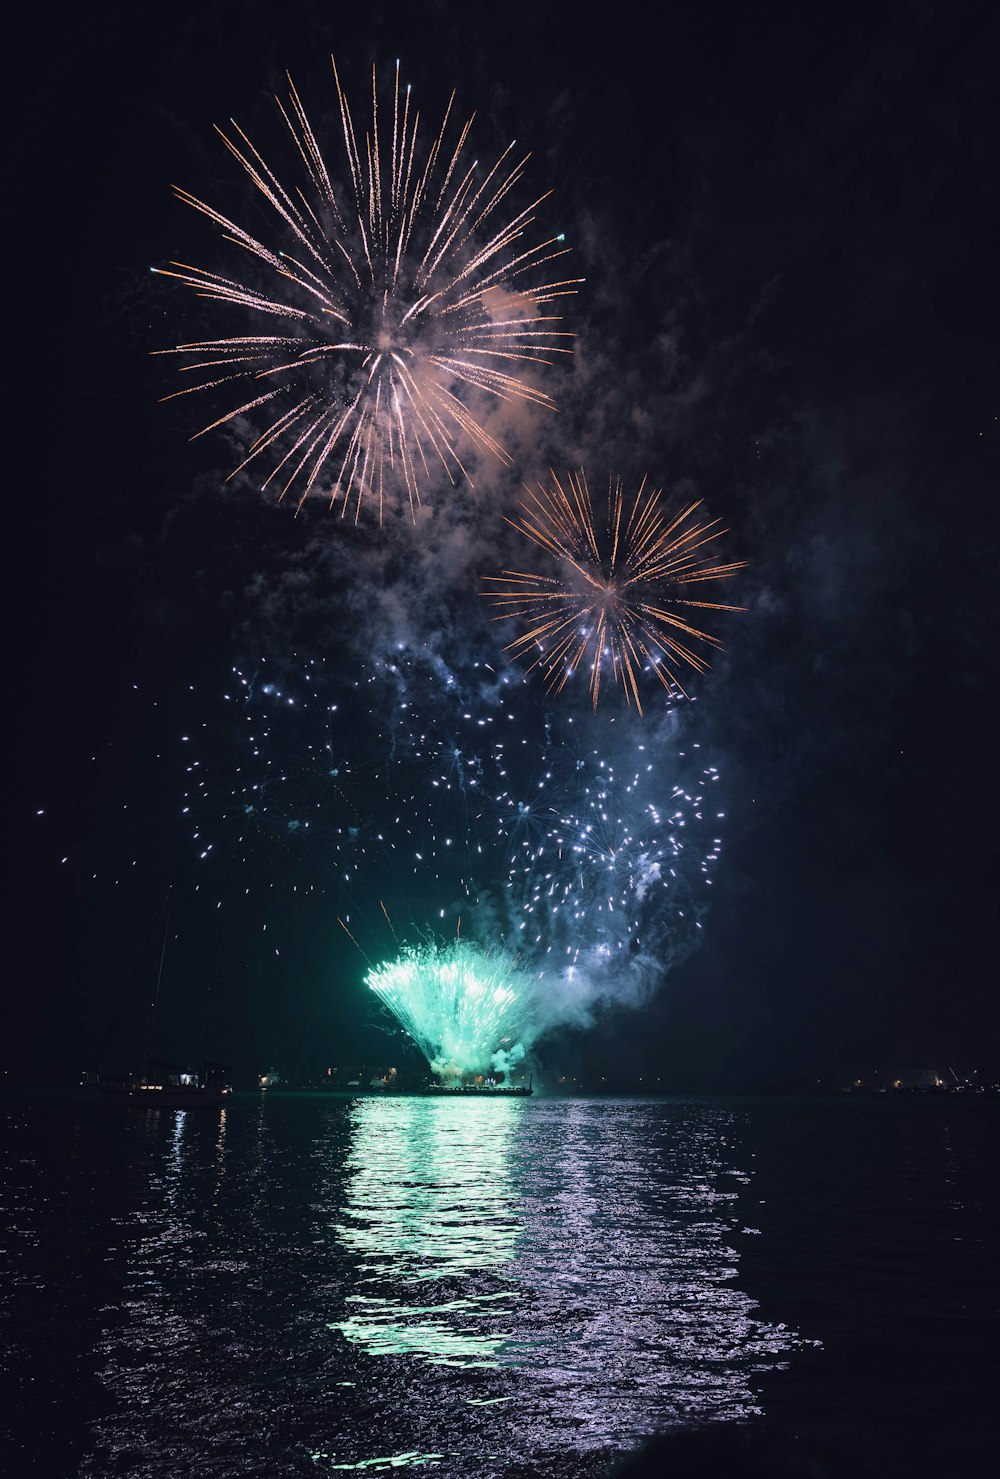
<box><xmin>325</xmin><ymin>1097</ymin><xmax>809</xmax><ymax>1456</ymax></box>
<box><xmin>330</xmin><ymin>1098</ymin><xmax>524</xmax><ymax>1367</ymax></box>
<box><xmin>505</xmin><ymin>1102</ymin><xmax>801</xmax><ymax>1449</ymax></box>
<box><xmin>1</xmin><ymin>1096</ymin><xmax>814</xmax><ymax>1477</ymax></box>
<box><xmin>335</xmin><ymin>1099</ymin><xmax>523</xmax><ymax>1279</ymax></box>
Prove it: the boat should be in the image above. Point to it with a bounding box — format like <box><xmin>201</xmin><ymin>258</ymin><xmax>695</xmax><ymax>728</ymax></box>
<box><xmin>97</xmin><ymin>1057</ymin><xmax>232</xmax><ymax>1108</ymax></box>
<box><xmin>421</xmin><ymin>1077</ymin><xmax>533</xmax><ymax>1097</ymax></box>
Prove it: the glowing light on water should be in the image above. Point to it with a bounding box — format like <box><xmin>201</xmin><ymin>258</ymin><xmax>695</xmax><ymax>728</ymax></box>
<box><xmin>365</xmin><ymin>940</ymin><xmax>532</xmax><ymax>1080</ymax></box>
<box><xmin>329</xmin><ymin>1097</ymin><xmax>524</xmax><ymax>1369</ymax></box>
<box><xmin>485</xmin><ymin>470</ymin><xmax>745</xmax><ymax>712</ymax></box>
<box><xmin>321</xmin><ymin>1096</ymin><xmax>817</xmax><ymax>1439</ymax></box>
<box><xmin>154</xmin><ymin>61</ymin><xmax>578</xmax><ymax>519</ymax></box>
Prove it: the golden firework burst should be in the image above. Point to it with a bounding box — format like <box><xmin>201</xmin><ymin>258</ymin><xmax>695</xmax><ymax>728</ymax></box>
<box><xmin>485</xmin><ymin>470</ymin><xmax>746</xmax><ymax>713</ymax></box>
<box><xmin>154</xmin><ymin>61</ymin><xmax>578</xmax><ymax>520</ymax></box>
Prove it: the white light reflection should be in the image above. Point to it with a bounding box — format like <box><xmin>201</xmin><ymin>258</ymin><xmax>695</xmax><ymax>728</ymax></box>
<box><xmin>325</xmin><ymin>1098</ymin><xmax>815</xmax><ymax>1463</ymax></box>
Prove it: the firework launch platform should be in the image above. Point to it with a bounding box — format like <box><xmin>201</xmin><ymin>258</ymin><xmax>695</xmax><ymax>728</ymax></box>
<box><xmin>421</xmin><ymin>1083</ymin><xmax>533</xmax><ymax>1097</ymax></box>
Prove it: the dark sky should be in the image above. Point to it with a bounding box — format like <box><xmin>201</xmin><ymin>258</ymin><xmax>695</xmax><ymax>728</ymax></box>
<box><xmin>11</xmin><ymin>0</ymin><xmax>998</xmax><ymax>1088</ymax></box>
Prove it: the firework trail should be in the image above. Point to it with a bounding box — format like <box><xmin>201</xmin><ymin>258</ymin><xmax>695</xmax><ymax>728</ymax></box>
<box><xmin>154</xmin><ymin>61</ymin><xmax>578</xmax><ymax>520</ymax></box>
<box><xmin>485</xmin><ymin>470</ymin><xmax>745</xmax><ymax>713</ymax></box>
<box><xmin>365</xmin><ymin>939</ymin><xmax>533</xmax><ymax>1080</ymax></box>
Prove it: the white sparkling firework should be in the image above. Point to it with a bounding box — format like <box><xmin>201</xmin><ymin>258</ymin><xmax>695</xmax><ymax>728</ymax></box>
<box><xmin>178</xmin><ymin>649</ymin><xmax>723</xmax><ymax>994</ymax></box>
<box><xmin>491</xmin><ymin>731</ymin><xmax>723</xmax><ymax>968</ymax></box>
<box><xmin>181</xmin><ymin>658</ymin><xmax>388</xmax><ymax>884</ymax></box>
<box><xmin>155</xmin><ymin>61</ymin><xmax>578</xmax><ymax>519</ymax></box>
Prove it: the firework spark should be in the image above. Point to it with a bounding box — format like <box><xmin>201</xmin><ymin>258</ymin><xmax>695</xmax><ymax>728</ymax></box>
<box><xmin>366</xmin><ymin>939</ymin><xmax>532</xmax><ymax>1081</ymax></box>
<box><xmin>485</xmin><ymin>470</ymin><xmax>746</xmax><ymax>713</ymax></box>
<box><xmin>494</xmin><ymin>733</ymin><xmax>723</xmax><ymax>965</ymax></box>
<box><xmin>154</xmin><ymin>61</ymin><xmax>578</xmax><ymax>520</ymax></box>
<box><xmin>181</xmin><ymin>658</ymin><xmax>389</xmax><ymax>884</ymax></box>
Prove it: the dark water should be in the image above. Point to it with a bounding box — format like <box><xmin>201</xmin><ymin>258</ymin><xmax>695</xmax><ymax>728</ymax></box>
<box><xmin>1</xmin><ymin>1095</ymin><xmax>996</xmax><ymax>1476</ymax></box>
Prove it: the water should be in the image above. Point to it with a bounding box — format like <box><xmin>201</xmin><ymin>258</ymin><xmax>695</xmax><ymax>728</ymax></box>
<box><xmin>1</xmin><ymin>1095</ymin><xmax>996</xmax><ymax>1476</ymax></box>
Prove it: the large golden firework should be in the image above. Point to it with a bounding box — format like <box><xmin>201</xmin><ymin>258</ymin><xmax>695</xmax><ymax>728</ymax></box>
<box><xmin>154</xmin><ymin>61</ymin><xmax>578</xmax><ymax>520</ymax></box>
<box><xmin>485</xmin><ymin>470</ymin><xmax>745</xmax><ymax>714</ymax></box>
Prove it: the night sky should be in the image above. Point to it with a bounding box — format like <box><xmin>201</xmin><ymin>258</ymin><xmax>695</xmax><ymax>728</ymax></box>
<box><xmin>11</xmin><ymin>0</ymin><xmax>998</xmax><ymax>1090</ymax></box>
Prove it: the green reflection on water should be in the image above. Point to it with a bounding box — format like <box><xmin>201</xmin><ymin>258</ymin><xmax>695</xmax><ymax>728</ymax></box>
<box><xmin>328</xmin><ymin>1097</ymin><xmax>525</xmax><ymax>1367</ymax></box>
<box><xmin>309</xmin><ymin>1450</ymin><xmax>446</xmax><ymax>1470</ymax></box>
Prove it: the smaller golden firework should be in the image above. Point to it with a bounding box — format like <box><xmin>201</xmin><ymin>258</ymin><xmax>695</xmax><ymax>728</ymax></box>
<box><xmin>484</xmin><ymin>469</ymin><xmax>745</xmax><ymax>714</ymax></box>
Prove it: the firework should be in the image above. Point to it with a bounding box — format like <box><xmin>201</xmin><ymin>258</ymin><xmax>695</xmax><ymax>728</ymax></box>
<box><xmin>181</xmin><ymin>658</ymin><xmax>389</xmax><ymax>885</ymax></box>
<box><xmin>154</xmin><ymin>61</ymin><xmax>577</xmax><ymax>519</ymax></box>
<box><xmin>360</xmin><ymin>659</ymin><xmax>724</xmax><ymax>970</ymax></box>
<box><xmin>485</xmin><ymin>470</ymin><xmax>745</xmax><ymax>713</ymax></box>
<box><xmin>365</xmin><ymin>940</ymin><xmax>532</xmax><ymax>1081</ymax></box>
<box><xmin>496</xmin><ymin>733</ymin><xmax>723</xmax><ymax>966</ymax></box>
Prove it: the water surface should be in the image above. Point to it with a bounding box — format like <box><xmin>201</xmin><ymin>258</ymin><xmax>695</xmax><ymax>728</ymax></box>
<box><xmin>1</xmin><ymin>1094</ymin><xmax>995</xmax><ymax>1475</ymax></box>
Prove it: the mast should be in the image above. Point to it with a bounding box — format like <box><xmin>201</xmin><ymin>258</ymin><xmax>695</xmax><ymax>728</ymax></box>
<box><xmin>202</xmin><ymin>913</ymin><xmax>224</xmax><ymax>1061</ymax></box>
<box><xmin>93</xmin><ymin>889</ymin><xmax>171</xmax><ymax>1072</ymax></box>
<box><xmin>145</xmin><ymin>888</ymin><xmax>172</xmax><ymax>1060</ymax></box>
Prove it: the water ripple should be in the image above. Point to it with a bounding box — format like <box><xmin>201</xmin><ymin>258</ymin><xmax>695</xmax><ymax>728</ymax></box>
<box><xmin>1</xmin><ymin>1096</ymin><xmax>814</xmax><ymax>1477</ymax></box>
